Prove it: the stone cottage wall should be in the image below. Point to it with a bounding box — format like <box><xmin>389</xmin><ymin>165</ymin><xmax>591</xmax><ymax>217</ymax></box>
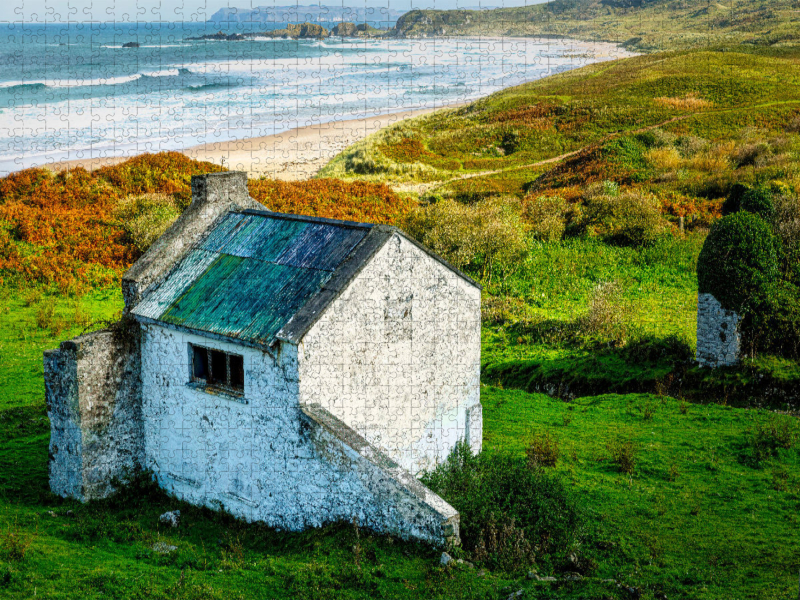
<box><xmin>45</xmin><ymin>326</ymin><xmax>143</xmax><ymax>501</ymax></box>
<box><xmin>140</xmin><ymin>324</ymin><xmax>459</xmax><ymax>545</ymax></box>
<box><xmin>696</xmin><ymin>292</ymin><xmax>742</xmax><ymax>367</ymax></box>
<box><xmin>298</xmin><ymin>233</ymin><xmax>482</xmax><ymax>475</ymax></box>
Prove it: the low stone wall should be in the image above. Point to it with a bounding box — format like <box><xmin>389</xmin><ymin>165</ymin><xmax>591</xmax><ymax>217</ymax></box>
<box><xmin>696</xmin><ymin>292</ymin><xmax>742</xmax><ymax>368</ymax></box>
<box><xmin>301</xmin><ymin>403</ymin><xmax>460</xmax><ymax>546</ymax></box>
<box><xmin>45</xmin><ymin>325</ymin><xmax>144</xmax><ymax>501</ymax></box>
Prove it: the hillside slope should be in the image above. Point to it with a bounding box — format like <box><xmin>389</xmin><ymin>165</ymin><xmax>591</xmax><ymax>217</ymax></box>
<box><xmin>321</xmin><ymin>46</ymin><xmax>800</xmax><ymax>213</ymax></box>
<box><xmin>394</xmin><ymin>0</ymin><xmax>800</xmax><ymax>52</ymax></box>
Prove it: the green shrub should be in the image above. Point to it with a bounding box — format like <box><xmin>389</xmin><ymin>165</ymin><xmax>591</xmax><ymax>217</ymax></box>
<box><xmin>745</xmin><ymin>414</ymin><xmax>797</xmax><ymax>465</ymax></box>
<box><xmin>403</xmin><ymin>197</ymin><xmax>528</xmax><ymax>281</ymax></box>
<box><xmin>114</xmin><ymin>193</ymin><xmax>180</xmax><ymax>253</ymax></box>
<box><xmin>525</xmin><ymin>431</ymin><xmax>560</xmax><ymax>468</ymax></box>
<box><xmin>740</xmin><ymin>187</ymin><xmax>776</xmax><ymax>222</ymax></box>
<box><xmin>607</xmin><ymin>438</ymin><xmax>639</xmax><ymax>474</ymax></box>
<box><xmin>523</xmin><ymin>195</ymin><xmax>568</xmax><ymax>241</ymax></box>
<box><xmin>773</xmin><ymin>191</ymin><xmax>800</xmax><ymax>283</ymax></box>
<box><xmin>721</xmin><ymin>183</ymin><xmax>750</xmax><ymax>216</ymax></box>
<box><xmin>697</xmin><ymin>211</ymin><xmax>779</xmax><ymax>313</ymax></box>
<box><xmin>741</xmin><ymin>281</ymin><xmax>800</xmax><ymax>359</ymax></box>
<box><xmin>579</xmin><ymin>190</ymin><xmax>665</xmax><ymax>247</ymax></box>
<box><xmin>577</xmin><ymin>280</ymin><xmax>630</xmax><ymax>344</ymax></box>
<box><xmin>421</xmin><ymin>442</ymin><xmax>584</xmax><ymax>569</ymax></box>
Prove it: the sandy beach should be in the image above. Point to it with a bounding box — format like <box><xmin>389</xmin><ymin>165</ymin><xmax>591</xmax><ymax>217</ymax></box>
<box><xmin>49</xmin><ymin>105</ymin><xmax>460</xmax><ymax>181</ymax></box>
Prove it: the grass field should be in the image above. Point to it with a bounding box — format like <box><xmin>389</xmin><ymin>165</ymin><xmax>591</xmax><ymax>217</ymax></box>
<box><xmin>1</xmin><ymin>231</ymin><xmax>799</xmax><ymax>598</ymax></box>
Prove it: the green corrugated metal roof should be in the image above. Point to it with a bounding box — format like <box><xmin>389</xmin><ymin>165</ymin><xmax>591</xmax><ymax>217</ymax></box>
<box><xmin>132</xmin><ymin>211</ymin><xmax>372</xmax><ymax>347</ymax></box>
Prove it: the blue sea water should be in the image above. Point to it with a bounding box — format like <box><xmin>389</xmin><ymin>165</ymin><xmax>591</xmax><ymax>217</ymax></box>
<box><xmin>0</xmin><ymin>22</ymin><xmax>628</xmax><ymax>174</ymax></box>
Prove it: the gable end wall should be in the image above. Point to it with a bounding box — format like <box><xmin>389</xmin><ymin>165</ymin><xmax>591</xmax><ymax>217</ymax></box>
<box><xmin>298</xmin><ymin>233</ymin><xmax>482</xmax><ymax>474</ymax></box>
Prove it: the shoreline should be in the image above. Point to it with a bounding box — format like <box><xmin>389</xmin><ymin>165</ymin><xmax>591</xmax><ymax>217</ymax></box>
<box><xmin>47</xmin><ymin>104</ymin><xmax>464</xmax><ymax>181</ymax></box>
<box><xmin>38</xmin><ymin>37</ymin><xmax>633</xmax><ymax>181</ymax></box>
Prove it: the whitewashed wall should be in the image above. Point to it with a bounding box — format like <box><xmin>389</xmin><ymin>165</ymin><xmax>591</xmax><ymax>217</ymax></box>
<box><xmin>298</xmin><ymin>233</ymin><xmax>482</xmax><ymax>475</ymax></box>
<box><xmin>139</xmin><ymin>323</ymin><xmax>459</xmax><ymax>543</ymax></box>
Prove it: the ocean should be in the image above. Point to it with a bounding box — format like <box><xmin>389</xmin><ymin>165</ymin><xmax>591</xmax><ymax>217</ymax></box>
<box><xmin>0</xmin><ymin>22</ymin><xmax>628</xmax><ymax>175</ymax></box>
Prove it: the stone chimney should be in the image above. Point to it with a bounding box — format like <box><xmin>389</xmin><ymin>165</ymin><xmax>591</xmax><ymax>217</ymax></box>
<box><xmin>121</xmin><ymin>171</ymin><xmax>261</xmax><ymax>311</ymax></box>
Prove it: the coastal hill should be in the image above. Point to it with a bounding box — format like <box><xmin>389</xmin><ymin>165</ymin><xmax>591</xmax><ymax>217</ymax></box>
<box><xmin>208</xmin><ymin>4</ymin><xmax>407</xmax><ymax>25</ymax></box>
<box><xmin>394</xmin><ymin>0</ymin><xmax>800</xmax><ymax>52</ymax></box>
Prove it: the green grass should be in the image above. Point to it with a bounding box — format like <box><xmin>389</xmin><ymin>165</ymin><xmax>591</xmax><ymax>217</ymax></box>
<box><xmin>0</xmin><ymin>229</ymin><xmax>798</xmax><ymax>598</ymax></box>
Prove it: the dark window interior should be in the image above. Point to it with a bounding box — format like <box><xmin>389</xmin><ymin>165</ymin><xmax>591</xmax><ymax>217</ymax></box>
<box><xmin>209</xmin><ymin>349</ymin><xmax>227</xmax><ymax>386</ymax></box>
<box><xmin>192</xmin><ymin>345</ymin><xmax>208</xmax><ymax>380</ymax></box>
<box><xmin>191</xmin><ymin>344</ymin><xmax>244</xmax><ymax>394</ymax></box>
<box><xmin>229</xmin><ymin>354</ymin><xmax>244</xmax><ymax>391</ymax></box>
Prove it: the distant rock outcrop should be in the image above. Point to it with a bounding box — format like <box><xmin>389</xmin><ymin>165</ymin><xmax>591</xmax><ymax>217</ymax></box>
<box><xmin>186</xmin><ymin>23</ymin><xmax>329</xmax><ymax>42</ymax></box>
<box><xmin>122</xmin><ymin>41</ymin><xmax>140</xmax><ymax>48</ymax></box>
<box><xmin>331</xmin><ymin>22</ymin><xmax>386</xmax><ymax>38</ymax></box>
<box><xmin>332</xmin><ymin>22</ymin><xmax>358</xmax><ymax>36</ymax></box>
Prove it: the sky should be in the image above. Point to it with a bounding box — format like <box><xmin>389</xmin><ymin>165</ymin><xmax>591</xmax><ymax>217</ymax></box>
<box><xmin>3</xmin><ymin>0</ymin><xmax>550</xmax><ymax>22</ymax></box>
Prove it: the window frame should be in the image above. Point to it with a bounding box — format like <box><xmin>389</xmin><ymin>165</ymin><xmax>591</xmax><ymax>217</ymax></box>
<box><xmin>189</xmin><ymin>343</ymin><xmax>245</xmax><ymax>396</ymax></box>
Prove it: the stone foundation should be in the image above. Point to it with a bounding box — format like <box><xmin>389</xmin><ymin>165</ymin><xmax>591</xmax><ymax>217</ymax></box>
<box><xmin>45</xmin><ymin>326</ymin><xmax>144</xmax><ymax>501</ymax></box>
<box><xmin>696</xmin><ymin>293</ymin><xmax>741</xmax><ymax>367</ymax></box>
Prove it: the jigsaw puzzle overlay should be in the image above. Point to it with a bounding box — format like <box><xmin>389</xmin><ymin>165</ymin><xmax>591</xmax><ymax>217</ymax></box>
<box><xmin>0</xmin><ymin>4</ymin><xmax>629</xmax><ymax>177</ymax></box>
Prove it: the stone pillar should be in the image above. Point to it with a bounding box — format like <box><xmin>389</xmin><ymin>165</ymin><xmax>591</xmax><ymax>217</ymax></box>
<box><xmin>466</xmin><ymin>403</ymin><xmax>483</xmax><ymax>455</ymax></box>
<box><xmin>696</xmin><ymin>292</ymin><xmax>742</xmax><ymax>367</ymax></box>
<box><xmin>45</xmin><ymin>326</ymin><xmax>143</xmax><ymax>501</ymax></box>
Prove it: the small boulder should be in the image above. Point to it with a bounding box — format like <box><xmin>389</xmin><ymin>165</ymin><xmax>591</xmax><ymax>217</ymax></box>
<box><xmin>506</xmin><ymin>590</ymin><xmax>524</xmax><ymax>600</ymax></box>
<box><xmin>152</xmin><ymin>541</ymin><xmax>177</xmax><ymax>554</ymax></box>
<box><xmin>440</xmin><ymin>552</ymin><xmax>453</xmax><ymax>566</ymax></box>
<box><xmin>159</xmin><ymin>510</ymin><xmax>181</xmax><ymax>528</ymax></box>
<box><xmin>122</xmin><ymin>42</ymin><xmax>140</xmax><ymax>48</ymax></box>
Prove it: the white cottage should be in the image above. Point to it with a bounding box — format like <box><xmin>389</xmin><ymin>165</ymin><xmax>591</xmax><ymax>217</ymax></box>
<box><xmin>45</xmin><ymin>171</ymin><xmax>482</xmax><ymax>545</ymax></box>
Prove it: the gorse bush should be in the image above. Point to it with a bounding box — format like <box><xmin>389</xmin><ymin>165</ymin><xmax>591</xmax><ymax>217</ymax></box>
<box><xmin>577</xmin><ymin>280</ymin><xmax>630</xmax><ymax>345</ymax></box>
<box><xmin>421</xmin><ymin>441</ymin><xmax>584</xmax><ymax>570</ymax></box>
<box><xmin>403</xmin><ymin>197</ymin><xmax>527</xmax><ymax>281</ymax></box>
<box><xmin>114</xmin><ymin>193</ymin><xmax>179</xmax><ymax>253</ymax></box>
<box><xmin>578</xmin><ymin>190</ymin><xmax>665</xmax><ymax>247</ymax></box>
<box><xmin>525</xmin><ymin>431</ymin><xmax>560</xmax><ymax>468</ymax></box>
<box><xmin>739</xmin><ymin>188</ymin><xmax>776</xmax><ymax>222</ymax></box>
<box><xmin>522</xmin><ymin>195</ymin><xmax>568</xmax><ymax>241</ymax></box>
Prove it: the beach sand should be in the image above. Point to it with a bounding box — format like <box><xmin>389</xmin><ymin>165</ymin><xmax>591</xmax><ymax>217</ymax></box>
<box><xmin>49</xmin><ymin>105</ymin><xmax>459</xmax><ymax>181</ymax></box>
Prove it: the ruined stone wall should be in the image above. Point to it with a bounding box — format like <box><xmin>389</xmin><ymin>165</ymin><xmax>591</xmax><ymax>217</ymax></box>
<box><xmin>46</xmin><ymin>326</ymin><xmax>144</xmax><ymax>501</ymax></box>
<box><xmin>697</xmin><ymin>292</ymin><xmax>742</xmax><ymax>367</ymax></box>
<box><xmin>298</xmin><ymin>233</ymin><xmax>482</xmax><ymax>475</ymax></box>
<box><xmin>140</xmin><ymin>324</ymin><xmax>458</xmax><ymax>545</ymax></box>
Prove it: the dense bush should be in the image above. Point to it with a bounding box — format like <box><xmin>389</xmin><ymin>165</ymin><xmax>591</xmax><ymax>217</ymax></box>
<box><xmin>114</xmin><ymin>193</ymin><xmax>179</xmax><ymax>252</ymax></box>
<box><xmin>740</xmin><ymin>187</ymin><xmax>776</xmax><ymax>221</ymax></box>
<box><xmin>578</xmin><ymin>190</ymin><xmax>665</xmax><ymax>247</ymax></box>
<box><xmin>421</xmin><ymin>442</ymin><xmax>585</xmax><ymax>571</ymax></box>
<box><xmin>721</xmin><ymin>182</ymin><xmax>750</xmax><ymax>216</ymax></box>
<box><xmin>697</xmin><ymin>211</ymin><xmax>779</xmax><ymax>313</ymax></box>
<box><xmin>522</xmin><ymin>195</ymin><xmax>568</xmax><ymax>241</ymax></box>
<box><xmin>403</xmin><ymin>197</ymin><xmax>527</xmax><ymax>281</ymax></box>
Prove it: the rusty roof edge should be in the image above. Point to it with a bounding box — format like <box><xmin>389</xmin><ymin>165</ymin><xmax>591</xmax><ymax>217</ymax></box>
<box><xmin>133</xmin><ymin>314</ymin><xmax>278</xmax><ymax>357</ymax></box>
<box><xmin>275</xmin><ymin>227</ymin><xmax>394</xmax><ymax>344</ymax></box>
<box><xmin>239</xmin><ymin>208</ymin><xmax>375</xmax><ymax>230</ymax></box>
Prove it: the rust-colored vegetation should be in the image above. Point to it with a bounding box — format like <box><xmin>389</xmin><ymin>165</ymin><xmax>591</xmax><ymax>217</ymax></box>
<box><xmin>0</xmin><ymin>153</ymin><xmax>411</xmax><ymax>291</ymax></box>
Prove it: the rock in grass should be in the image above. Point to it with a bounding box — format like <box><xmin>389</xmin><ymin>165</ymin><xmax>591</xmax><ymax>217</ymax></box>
<box><xmin>440</xmin><ymin>552</ymin><xmax>453</xmax><ymax>566</ymax></box>
<box><xmin>152</xmin><ymin>542</ymin><xmax>177</xmax><ymax>554</ymax></box>
<box><xmin>159</xmin><ymin>510</ymin><xmax>181</xmax><ymax>528</ymax></box>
